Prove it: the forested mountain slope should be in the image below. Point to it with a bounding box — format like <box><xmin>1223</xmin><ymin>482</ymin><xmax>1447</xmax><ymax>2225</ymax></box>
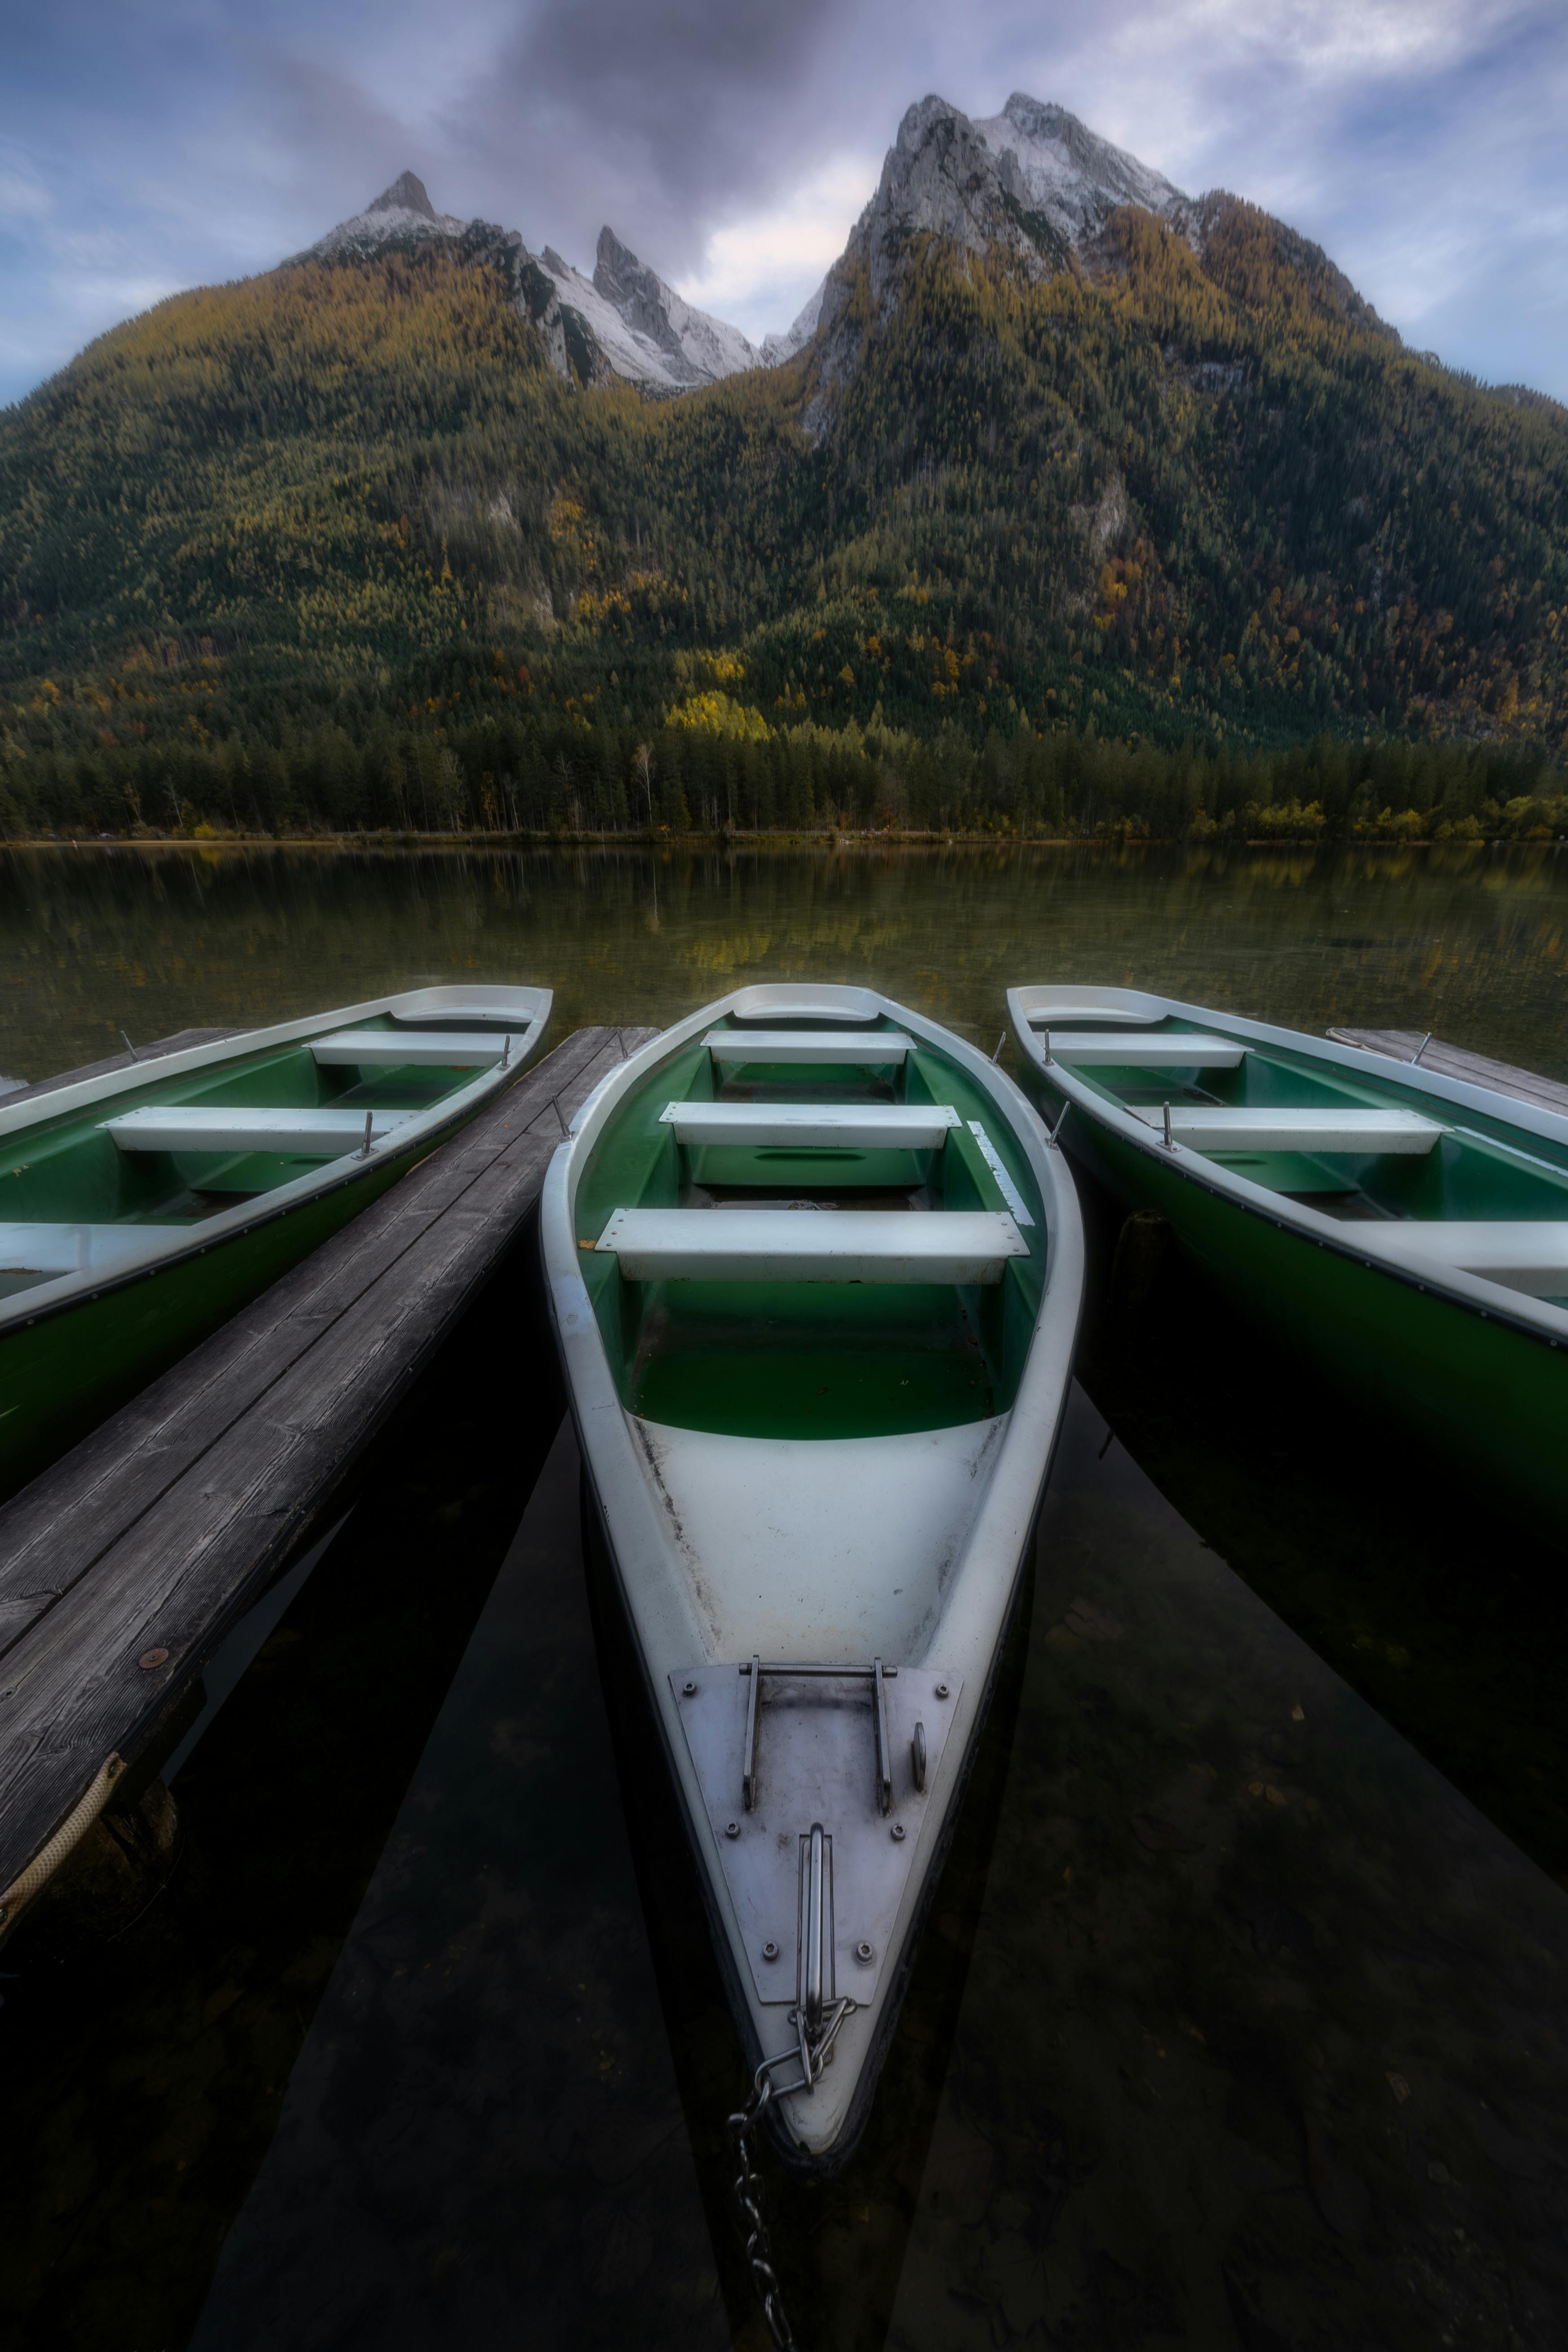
<box><xmin>2</xmin><ymin>95</ymin><xmax>1565</xmax><ymax>841</ymax></box>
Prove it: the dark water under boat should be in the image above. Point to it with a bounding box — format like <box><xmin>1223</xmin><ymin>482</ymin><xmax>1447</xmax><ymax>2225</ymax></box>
<box><xmin>2</xmin><ymin>842</ymin><xmax>1567</xmax><ymax>2349</ymax></box>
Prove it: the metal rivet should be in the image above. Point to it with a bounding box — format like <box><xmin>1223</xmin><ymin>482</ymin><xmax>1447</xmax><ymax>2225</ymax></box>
<box><xmin>934</xmin><ymin>1682</ymin><xmax>950</xmax><ymax>1699</ymax></box>
<box><xmin>682</xmin><ymin>1679</ymin><xmax>697</xmax><ymax>1695</ymax></box>
<box><xmin>138</xmin><ymin>1647</ymin><xmax>169</xmax><ymax>1671</ymax></box>
<box><xmin>890</xmin><ymin>1823</ymin><xmax>906</xmax><ymax>1842</ymax></box>
<box><xmin>762</xmin><ymin>1939</ymin><xmax>780</xmax><ymax>1961</ymax></box>
<box><xmin>855</xmin><ymin>1939</ymin><xmax>874</xmax><ymax>1964</ymax></box>
<box><xmin>725</xmin><ymin>1820</ymin><xmax>740</xmax><ymax>1839</ymax></box>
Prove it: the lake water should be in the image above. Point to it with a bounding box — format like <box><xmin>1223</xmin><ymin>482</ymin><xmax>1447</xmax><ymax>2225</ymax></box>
<box><xmin>2</xmin><ymin>843</ymin><xmax>1567</xmax><ymax>2350</ymax></box>
<box><xmin>3</xmin><ymin>838</ymin><xmax>1568</xmax><ymax>1088</ymax></box>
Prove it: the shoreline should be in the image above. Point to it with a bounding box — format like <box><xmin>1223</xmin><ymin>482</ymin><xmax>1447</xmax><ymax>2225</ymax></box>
<box><xmin>0</xmin><ymin>829</ymin><xmax>1553</xmax><ymax>855</ymax></box>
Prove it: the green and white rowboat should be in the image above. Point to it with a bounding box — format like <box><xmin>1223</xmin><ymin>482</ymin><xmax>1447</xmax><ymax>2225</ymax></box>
<box><xmin>0</xmin><ymin>983</ymin><xmax>551</xmax><ymax>1497</ymax></box>
<box><xmin>543</xmin><ymin>983</ymin><xmax>1083</xmax><ymax>2171</ymax></box>
<box><xmin>1007</xmin><ymin>983</ymin><xmax>1568</xmax><ymax>1540</ymax></box>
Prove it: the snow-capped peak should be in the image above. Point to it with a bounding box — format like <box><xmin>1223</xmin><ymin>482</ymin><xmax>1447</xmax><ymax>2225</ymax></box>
<box><xmin>593</xmin><ymin>228</ymin><xmax>760</xmax><ymax>382</ymax></box>
<box><xmin>973</xmin><ymin>96</ymin><xmax>1189</xmax><ymax>245</ymax></box>
<box><xmin>309</xmin><ymin>171</ymin><xmax>466</xmax><ymax>259</ymax></box>
<box><xmin>529</xmin><ymin>228</ymin><xmax>761</xmax><ymax>391</ymax></box>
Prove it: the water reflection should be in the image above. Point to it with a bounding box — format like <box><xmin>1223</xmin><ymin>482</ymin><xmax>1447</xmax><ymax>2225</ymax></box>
<box><xmin>3</xmin><ymin>842</ymin><xmax>1567</xmax><ymax>1087</ymax></box>
<box><xmin>0</xmin><ymin>1247</ymin><xmax>567</xmax><ymax>2352</ymax></box>
<box><xmin>161</xmin><ymin>1392</ymin><xmax>1568</xmax><ymax>2349</ymax></box>
<box><xmin>4</xmin><ymin>843</ymin><xmax>1568</xmax><ymax>2345</ymax></box>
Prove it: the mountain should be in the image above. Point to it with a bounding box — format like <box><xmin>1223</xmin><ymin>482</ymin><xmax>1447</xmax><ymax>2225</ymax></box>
<box><xmin>974</xmin><ymin>93</ymin><xmax>1189</xmax><ymax>245</ymax></box>
<box><xmin>1</xmin><ymin>91</ymin><xmax>1565</xmax><ymax>849</ymax></box>
<box><xmin>532</xmin><ymin>228</ymin><xmax>760</xmax><ymax>390</ymax></box>
<box><xmin>305</xmin><ymin>171</ymin><xmax>468</xmax><ymax>259</ymax></box>
<box><xmin>308</xmin><ymin>182</ymin><xmax>762</xmax><ymax>392</ymax></box>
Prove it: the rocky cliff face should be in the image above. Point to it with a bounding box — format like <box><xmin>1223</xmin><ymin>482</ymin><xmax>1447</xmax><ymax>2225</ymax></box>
<box><xmin>814</xmin><ymin>91</ymin><xmax>1195</xmax><ymax>378</ymax></box>
<box><xmin>973</xmin><ymin>95</ymin><xmax>1189</xmax><ymax>247</ymax></box>
<box><xmin>591</xmin><ymin>227</ymin><xmax>759</xmax><ymax>383</ymax></box>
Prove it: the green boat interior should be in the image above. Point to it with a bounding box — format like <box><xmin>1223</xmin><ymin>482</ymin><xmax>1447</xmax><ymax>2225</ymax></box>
<box><xmin>572</xmin><ymin>1015</ymin><xmax>1048</xmax><ymax>1441</ymax></box>
<box><xmin>1028</xmin><ymin>1009</ymin><xmax>1568</xmax><ymax>1309</ymax></box>
<box><xmin>0</xmin><ymin>1016</ymin><xmax>515</xmax><ymax>1301</ymax></box>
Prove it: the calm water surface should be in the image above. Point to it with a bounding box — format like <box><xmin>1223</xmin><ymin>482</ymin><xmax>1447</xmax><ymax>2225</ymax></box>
<box><xmin>2</xmin><ymin>844</ymin><xmax>1567</xmax><ymax>2349</ymax></box>
<box><xmin>2</xmin><ymin>839</ymin><xmax>1567</xmax><ymax>1083</ymax></box>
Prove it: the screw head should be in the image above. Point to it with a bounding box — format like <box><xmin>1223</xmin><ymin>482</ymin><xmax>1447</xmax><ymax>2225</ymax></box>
<box><xmin>682</xmin><ymin>1679</ymin><xmax>697</xmax><ymax>1695</ymax></box>
<box><xmin>890</xmin><ymin>1823</ymin><xmax>906</xmax><ymax>1842</ymax></box>
<box><xmin>725</xmin><ymin>1820</ymin><xmax>740</xmax><ymax>1839</ymax></box>
<box><xmin>934</xmin><ymin>1681</ymin><xmax>950</xmax><ymax>1699</ymax></box>
<box><xmin>855</xmin><ymin>1939</ymin><xmax>874</xmax><ymax>1964</ymax></box>
<box><xmin>138</xmin><ymin>1647</ymin><xmax>170</xmax><ymax>1671</ymax></box>
<box><xmin>762</xmin><ymin>1939</ymin><xmax>780</xmax><ymax>1961</ymax></box>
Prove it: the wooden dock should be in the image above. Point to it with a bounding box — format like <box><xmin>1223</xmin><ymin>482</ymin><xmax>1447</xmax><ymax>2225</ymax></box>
<box><xmin>0</xmin><ymin>1024</ymin><xmax>654</xmax><ymax>1904</ymax></box>
<box><xmin>1328</xmin><ymin>1027</ymin><xmax>1568</xmax><ymax>1119</ymax></box>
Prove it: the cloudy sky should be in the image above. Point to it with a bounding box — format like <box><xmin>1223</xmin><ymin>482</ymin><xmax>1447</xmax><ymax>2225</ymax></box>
<box><xmin>2</xmin><ymin>0</ymin><xmax>1564</xmax><ymax>409</ymax></box>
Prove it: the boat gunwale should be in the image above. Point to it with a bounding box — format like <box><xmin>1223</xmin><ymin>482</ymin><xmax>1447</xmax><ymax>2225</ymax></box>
<box><xmin>1006</xmin><ymin>983</ymin><xmax>1568</xmax><ymax>1348</ymax></box>
<box><xmin>0</xmin><ymin>986</ymin><xmax>551</xmax><ymax>1335</ymax></box>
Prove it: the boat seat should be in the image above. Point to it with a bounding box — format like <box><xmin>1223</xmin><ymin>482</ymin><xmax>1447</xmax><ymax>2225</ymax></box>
<box><xmin>1044</xmin><ymin>1032</ymin><xmax>1247</xmax><ymax>1067</ymax></box>
<box><xmin>105</xmin><ymin>1106</ymin><xmax>413</xmax><ymax>1156</ymax></box>
<box><xmin>595</xmin><ymin>1207</ymin><xmax>1028</xmax><ymax>1284</ymax></box>
<box><xmin>1348</xmin><ymin>1220</ymin><xmax>1568</xmax><ymax>1299</ymax></box>
<box><xmin>704</xmin><ymin>1029</ymin><xmax>913</xmax><ymax>1064</ymax></box>
<box><xmin>0</xmin><ymin>1221</ymin><xmax>191</xmax><ymax>1276</ymax></box>
<box><xmin>661</xmin><ymin>1101</ymin><xmax>960</xmax><ymax>1150</ymax></box>
<box><xmin>1025</xmin><ymin>1003</ymin><xmax>1156</xmax><ymax>1027</ymax></box>
<box><xmin>309</xmin><ymin>1030</ymin><xmax>511</xmax><ymax>1067</ymax></box>
<box><xmin>727</xmin><ymin>987</ymin><xmax>881</xmax><ymax>1022</ymax></box>
<box><xmin>1130</xmin><ymin>1106</ymin><xmax>1442</xmax><ymax>1155</ymax></box>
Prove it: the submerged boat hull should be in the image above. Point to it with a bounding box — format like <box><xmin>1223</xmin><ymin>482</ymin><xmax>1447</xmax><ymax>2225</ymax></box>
<box><xmin>1008</xmin><ymin>987</ymin><xmax>1568</xmax><ymax>1543</ymax></box>
<box><xmin>0</xmin><ymin>985</ymin><xmax>550</xmax><ymax>1497</ymax></box>
<box><xmin>545</xmin><ymin>983</ymin><xmax>1083</xmax><ymax>2170</ymax></box>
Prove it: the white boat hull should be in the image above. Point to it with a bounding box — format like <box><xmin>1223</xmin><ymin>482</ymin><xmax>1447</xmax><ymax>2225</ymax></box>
<box><xmin>544</xmin><ymin>984</ymin><xmax>1084</xmax><ymax>2168</ymax></box>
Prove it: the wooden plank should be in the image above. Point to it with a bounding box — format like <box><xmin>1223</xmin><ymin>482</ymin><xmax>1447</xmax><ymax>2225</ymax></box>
<box><xmin>1328</xmin><ymin>1028</ymin><xmax>1568</xmax><ymax>1120</ymax></box>
<box><xmin>0</xmin><ymin>1028</ymin><xmax>241</xmax><ymax>1108</ymax></box>
<box><xmin>0</xmin><ymin>1027</ymin><xmax>656</xmax><ymax>1890</ymax></box>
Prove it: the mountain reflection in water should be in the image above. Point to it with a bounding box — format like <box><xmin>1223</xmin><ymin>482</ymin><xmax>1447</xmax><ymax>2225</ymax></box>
<box><xmin>3</xmin><ymin>838</ymin><xmax>1567</xmax><ymax>1089</ymax></box>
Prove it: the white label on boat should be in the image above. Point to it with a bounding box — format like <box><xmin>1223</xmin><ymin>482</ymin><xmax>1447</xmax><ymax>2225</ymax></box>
<box><xmin>967</xmin><ymin>1123</ymin><xmax>1034</xmax><ymax>1226</ymax></box>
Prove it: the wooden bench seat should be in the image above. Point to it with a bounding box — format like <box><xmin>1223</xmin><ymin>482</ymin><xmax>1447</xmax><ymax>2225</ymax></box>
<box><xmin>309</xmin><ymin>1031</ymin><xmax>511</xmax><ymax>1067</ymax></box>
<box><xmin>1025</xmin><ymin>1002</ymin><xmax>1160</xmax><ymax>1027</ymax></box>
<box><xmin>703</xmin><ymin>1029</ymin><xmax>913</xmax><ymax>1064</ymax></box>
<box><xmin>1130</xmin><ymin>1106</ymin><xmax>1442</xmax><ymax>1155</ymax></box>
<box><xmin>105</xmin><ymin>1106</ymin><xmax>413</xmax><ymax>1156</ymax></box>
<box><xmin>1046</xmin><ymin>1032</ymin><xmax>1247</xmax><ymax>1067</ymax></box>
<box><xmin>660</xmin><ymin>1101</ymin><xmax>960</xmax><ymax>1150</ymax></box>
<box><xmin>594</xmin><ymin>1206</ymin><xmax>1028</xmax><ymax>1284</ymax></box>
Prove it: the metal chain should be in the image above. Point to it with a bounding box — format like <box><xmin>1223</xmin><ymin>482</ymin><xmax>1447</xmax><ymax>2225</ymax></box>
<box><xmin>726</xmin><ymin>2001</ymin><xmax>857</xmax><ymax>2351</ymax></box>
<box><xmin>727</xmin><ymin>2072</ymin><xmax>800</xmax><ymax>2350</ymax></box>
